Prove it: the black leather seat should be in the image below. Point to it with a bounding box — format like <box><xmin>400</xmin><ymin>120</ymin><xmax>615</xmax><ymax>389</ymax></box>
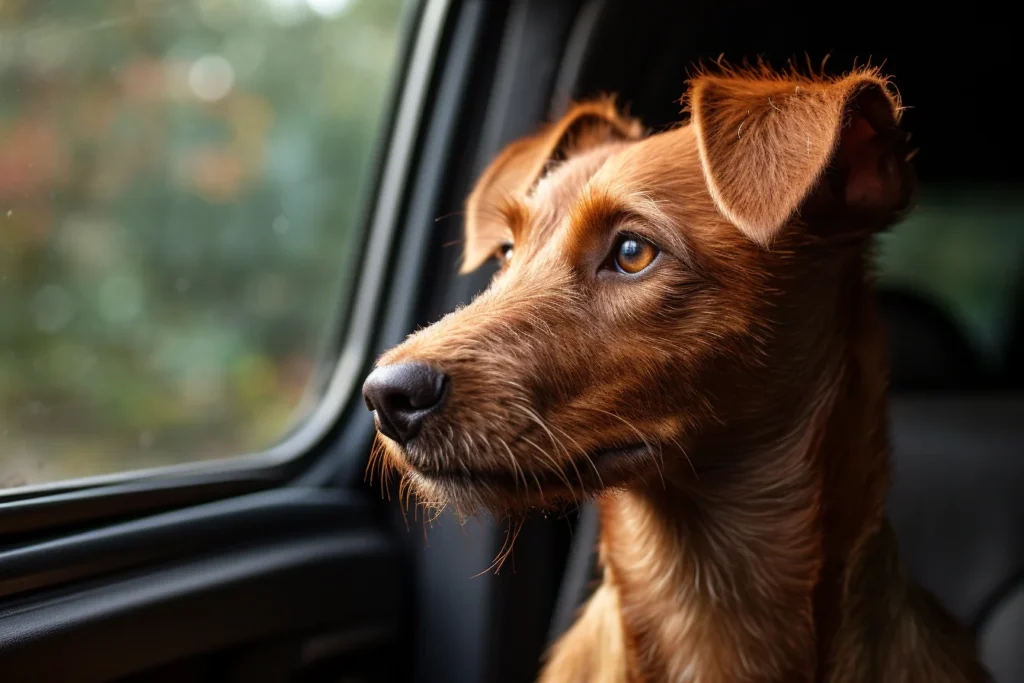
<box><xmin>888</xmin><ymin>396</ymin><xmax>1024</xmax><ymax>683</ymax></box>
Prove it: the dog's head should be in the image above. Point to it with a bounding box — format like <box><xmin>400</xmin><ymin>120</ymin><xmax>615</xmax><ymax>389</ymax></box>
<box><xmin>363</xmin><ymin>68</ymin><xmax>914</xmax><ymax>515</ymax></box>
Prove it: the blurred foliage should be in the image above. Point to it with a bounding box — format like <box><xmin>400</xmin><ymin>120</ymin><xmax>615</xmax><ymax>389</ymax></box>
<box><xmin>0</xmin><ymin>0</ymin><xmax>410</xmax><ymax>487</ymax></box>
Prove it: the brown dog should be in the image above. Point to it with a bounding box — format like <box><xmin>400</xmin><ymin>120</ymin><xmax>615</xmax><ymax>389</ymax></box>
<box><xmin>362</xmin><ymin>66</ymin><xmax>990</xmax><ymax>682</ymax></box>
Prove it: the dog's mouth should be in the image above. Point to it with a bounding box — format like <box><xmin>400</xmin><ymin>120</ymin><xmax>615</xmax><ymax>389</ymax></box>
<box><xmin>408</xmin><ymin>442</ymin><xmax>655</xmax><ymax>495</ymax></box>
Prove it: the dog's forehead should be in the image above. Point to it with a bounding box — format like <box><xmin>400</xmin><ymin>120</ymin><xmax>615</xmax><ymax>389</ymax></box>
<box><xmin>517</xmin><ymin>141</ymin><xmax>643</xmax><ymax>250</ymax></box>
<box><xmin>589</xmin><ymin>125</ymin><xmax>701</xmax><ymax>195</ymax></box>
<box><xmin>524</xmin><ymin>126</ymin><xmax>712</xmax><ymax>246</ymax></box>
<box><xmin>527</xmin><ymin>142</ymin><xmax>629</xmax><ymax>223</ymax></box>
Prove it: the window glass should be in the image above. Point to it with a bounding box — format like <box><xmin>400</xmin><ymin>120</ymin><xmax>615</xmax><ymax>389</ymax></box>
<box><xmin>0</xmin><ymin>0</ymin><xmax>411</xmax><ymax>489</ymax></box>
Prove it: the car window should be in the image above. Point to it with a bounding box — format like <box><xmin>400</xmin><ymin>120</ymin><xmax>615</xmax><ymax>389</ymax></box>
<box><xmin>0</xmin><ymin>0</ymin><xmax>411</xmax><ymax>490</ymax></box>
<box><xmin>877</xmin><ymin>186</ymin><xmax>1024</xmax><ymax>369</ymax></box>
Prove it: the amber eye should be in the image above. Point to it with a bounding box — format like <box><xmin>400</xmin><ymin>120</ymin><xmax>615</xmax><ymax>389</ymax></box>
<box><xmin>613</xmin><ymin>236</ymin><xmax>658</xmax><ymax>274</ymax></box>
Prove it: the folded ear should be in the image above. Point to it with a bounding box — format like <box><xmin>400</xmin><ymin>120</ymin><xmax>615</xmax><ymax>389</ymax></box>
<box><xmin>687</xmin><ymin>68</ymin><xmax>914</xmax><ymax>246</ymax></box>
<box><xmin>461</xmin><ymin>98</ymin><xmax>643</xmax><ymax>273</ymax></box>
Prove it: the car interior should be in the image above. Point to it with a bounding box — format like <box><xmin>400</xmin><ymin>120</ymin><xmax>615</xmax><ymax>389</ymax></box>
<box><xmin>0</xmin><ymin>1</ymin><xmax>1021</xmax><ymax>682</ymax></box>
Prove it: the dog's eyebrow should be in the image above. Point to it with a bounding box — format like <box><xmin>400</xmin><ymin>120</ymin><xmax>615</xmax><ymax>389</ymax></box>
<box><xmin>496</xmin><ymin>196</ymin><xmax>530</xmax><ymax>243</ymax></box>
<box><xmin>627</xmin><ymin>194</ymin><xmax>691</xmax><ymax>263</ymax></box>
<box><xmin>570</xmin><ymin>189</ymin><xmax>691</xmax><ymax>265</ymax></box>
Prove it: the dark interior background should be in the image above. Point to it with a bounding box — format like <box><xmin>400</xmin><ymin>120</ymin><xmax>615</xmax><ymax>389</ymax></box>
<box><xmin>570</xmin><ymin>1</ymin><xmax>1021</xmax><ymax>185</ymax></box>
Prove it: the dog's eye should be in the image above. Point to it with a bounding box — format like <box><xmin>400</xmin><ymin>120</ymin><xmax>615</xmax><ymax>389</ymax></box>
<box><xmin>495</xmin><ymin>242</ymin><xmax>513</xmax><ymax>266</ymax></box>
<box><xmin>613</xmin><ymin>236</ymin><xmax>658</xmax><ymax>274</ymax></box>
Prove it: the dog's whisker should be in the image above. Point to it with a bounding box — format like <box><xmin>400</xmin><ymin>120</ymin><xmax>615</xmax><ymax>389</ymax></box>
<box><xmin>520</xmin><ymin>433</ymin><xmax>576</xmax><ymax>501</ymax></box>
<box><xmin>511</xmin><ymin>402</ymin><xmax>585</xmax><ymax>500</ymax></box>
<box><xmin>368</xmin><ymin>434</ymin><xmax>397</xmax><ymax>501</ymax></box>
<box><xmin>666</xmin><ymin>434</ymin><xmax>698</xmax><ymax>481</ymax></box>
<box><xmin>474</xmin><ymin>517</ymin><xmax>523</xmax><ymax>578</ymax></box>
<box><xmin>650</xmin><ymin>442</ymin><xmax>668</xmax><ymax>490</ymax></box>
<box><xmin>397</xmin><ymin>473</ymin><xmax>412</xmax><ymax>516</ymax></box>
<box><xmin>425</xmin><ymin>500</ymin><xmax>447</xmax><ymax>525</ymax></box>
<box><xmin>586</xmin><ymin>406</ymin><xmax>659</xmax><ymax>483</ymax></box>
<box><xmin>547</xmin><ymin>421</ymin><xmax>598</xmax><ymax>490</ymax></box>
<box><xmin>498</xmin><ymin>436</ymin><xmax>529</xmax><ymax>495</ymax></box>
<box><xmin>505</xmin><ymin>396</ymin><xmax>603</xmax><ymax>491</ymax></box>
<box><xmin>368</xmin><ymin>435</ymin><xmax>384</xmax><ymax>481</ymax></box>
<box><xmin>528</xmin><ymin>467</ymin><xmax>545</xmax><ymax>505</ymax></box>
<box><xmin>393</xmin><ymin>471</ymin><xmax>412</xmax><ymax>533</ymax></box>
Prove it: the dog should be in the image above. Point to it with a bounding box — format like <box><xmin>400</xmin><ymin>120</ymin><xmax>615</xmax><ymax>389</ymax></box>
<box><xmin>362</xmin><ymin>65</ymin><xmax>990</xmax><ymax>682</ymax></box>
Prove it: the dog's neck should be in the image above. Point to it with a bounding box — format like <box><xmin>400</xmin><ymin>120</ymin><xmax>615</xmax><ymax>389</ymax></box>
<box><xmin>597</xmin><ymin>272</ymin><xmax>892</xmax><ymax>683</ymax></box>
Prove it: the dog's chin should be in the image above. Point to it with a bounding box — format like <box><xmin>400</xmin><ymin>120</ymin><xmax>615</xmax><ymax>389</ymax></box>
<box><xmin>391</xmin><ymin>441</ymin><xmax>658</xmax><ymax>516</ymax></box>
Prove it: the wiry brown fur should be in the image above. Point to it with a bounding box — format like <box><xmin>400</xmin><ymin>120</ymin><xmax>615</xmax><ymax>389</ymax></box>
<box><xmin>367</xmin><ymin>65</ymin><xmax>989</xmax><ymax>682</ymax></box>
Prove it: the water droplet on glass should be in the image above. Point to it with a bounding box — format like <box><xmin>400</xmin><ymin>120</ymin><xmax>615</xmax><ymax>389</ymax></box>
<box><xmin>139</xmin><ymin>432</ymin><xmax>154</xmax><ymax>449</ymax></box>
<box><xmin>175</xmin><ymin>277</ymin><xmax>190</xmax><ymax>293</ymax></box>
<box><xmin>187</xmin><ymin>54</ymin><xmax>235</xmax><ymax>102</ymax></box>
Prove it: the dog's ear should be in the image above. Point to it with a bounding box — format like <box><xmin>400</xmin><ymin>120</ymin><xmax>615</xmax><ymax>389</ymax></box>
<box><xmin>461</xmin><ymin>99</ymin><xmax>643</xmax><ymax>273</ymax></box>
<box><xmin>687</xmin><ymin>68</ymin><xmax>914</xmax><ymax>246</ymax></box>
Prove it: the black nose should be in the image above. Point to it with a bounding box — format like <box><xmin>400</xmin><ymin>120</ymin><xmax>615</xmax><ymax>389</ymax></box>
<box><xmin>362</xmin><ymin>362</ymin><xmax>449</xmax><ymax>445</ymax></box>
